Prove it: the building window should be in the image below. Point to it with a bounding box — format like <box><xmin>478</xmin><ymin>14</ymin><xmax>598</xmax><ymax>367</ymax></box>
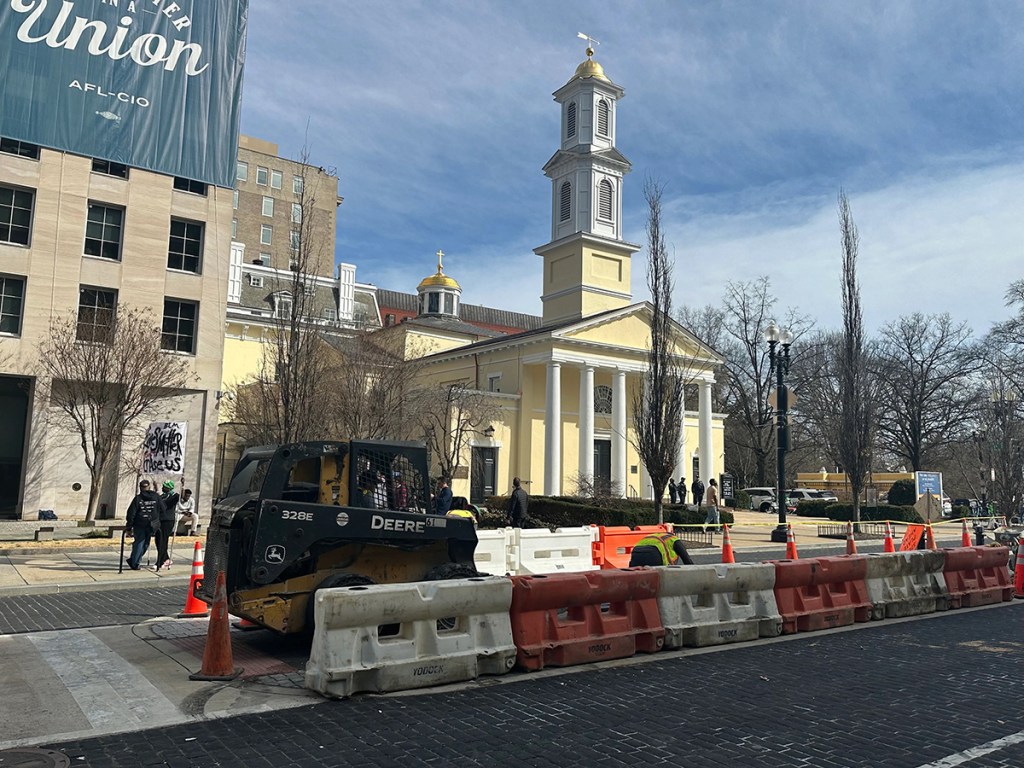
<box><xmin>173</xmin><ymin>177</ymin><xmax>207</xmax><ymax>196</ymax></box>
<box><xmin>594</xmin><ymin>385</ymin><xmax>613</xmax><ymax>414</ymax></box>
<box><xmin>293</xmin><ymin>175</ymin><xmax>303</xmax><ymax>195</ymax></box>
<box><xmin>323</xmin><ymin>308</ymin><xmax>337</xmax><ymax>322</ymax></box>
<box><xmin>260</xmin><ymin>225</ymin><xmax>272</xmax><ymax>245</ymax></box>
<box><xmin>237</xmin><ymin>162</ymin><xmax>248</xmax><ymax>182</ymax></box>
<box><xmin>0</xmin><ymin>137</ymin><xmax>40</xmax><ymax>159</ymax></box>
<box><xmin>262</xmin><ymin>196</ymin><xmax>274</xmax><ymax>217</ymax></box>
<box><xmin>231</xmin><ymin>219</ymin><xmax>237</xmax><ymax>238</ymax></box>
<box><xmin>566</xmin><ymin>102</ymin><xmax>576</xmax><ymax>138</ymax></box>
<box><xmin>598</xmin><ymin>179</ymin><xmax>614</xmax><ymax>220</ymax></box>
<box><xmin>162</xmin><ymin>299</ymin><xmax>197</xmax><ymax>354</ymax></box>
<box><xmin>443</xmin><ymin>293</ymin><xmax>454</xmax><ymax>315</ymax></box>
<box><xmin>0</xmin><ymin>275</ymin><xmax>25</xmax><ymax>335</ymax></box>
<box><xmin>167</xmin><ymin>218</ymin><xmax>204</xmax><ymax>273</ymax></box>
<box><xmin>0</xmin><ymin>185</ymin><xmax>34</xmax><ymax>246</ymax></box>
<box><xmin>559</xmin><ymin>181</ymin><xmax>571</xmax><ymax>222</ymax></box>
<box><xmin>274</xmin><ymin>292</ymin><xmax>292</xmax><ymax>319</ymax></box>
<box><xmin>256</xmin><ymin>166</ymin><xmax>268</xmax><ymax>186</ymax></box>
<box><xmin>488</xmin><ymin>374</ymin><xmax>501</xmax><ymax>393</ymax></box>
<box><xmin>232</xmin><ymin>189</ymin><xmax>239</xmax><ymax>210</ymax></box>
<box><xmin>84</xmin><ymin>203</ymin><xmax>123</xmax><ymax>260</ymax></box>
<box><xmin>270</xmin><ymin>170</ymin><xmax>282</xmax><ymax>189</ymax></box>
<box><xmin>428</xmin><ymin>292</ymin><xmax>439</xmax><ymax>313</ymax></box>
<box><xmin>290</xmin><ymin>230</ymin><xmax>300</xmax><ymax>251</ymax></box>
<box><xmin>76</xmin><ymin>286</ymin><xmax>117</xmax><ymax>342</ymax></box>
<box><xmin>597</xmin><ymin>99</ymin><xmax>610</xmax><ymax>136</ymax></box>
<box><xmin>303</xmin><ymin>282</ymin><xmax>316</xmax><ymax>297</ymax></box>
<box><xmin>91</xmin><ymin>158</ymin><xmax>128</xmax><ymax>178</ymax></box>
<box><xmin>258</xmin><ymin>252</ymin><xmax>271</xmax><ymax>266</ymax></box>
<box><xmin>384</xmin><ymin>313</ymin><xmax>396</xmax><ymax>327</ymax></box>
<box><xmin>248</xmin><ymin>274</ymin><xmax>264</xmax><ymax>288</ymax></box>
<box><xmin>291</xmin><ymin>203</ymin><xmax>302</xmax><ymax>224</ymax></box>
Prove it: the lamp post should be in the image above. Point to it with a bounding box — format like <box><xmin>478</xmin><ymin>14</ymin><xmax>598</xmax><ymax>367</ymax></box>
<box><xmin>765</xmin><ymin>320</ymin><xmax>794</xmax><ymax>543</ymax></box>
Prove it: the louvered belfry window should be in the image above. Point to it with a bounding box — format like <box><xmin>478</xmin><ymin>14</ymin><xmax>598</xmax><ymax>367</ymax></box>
<box><xmin>560</xmin><ymin>181</ymin><xmax>572</xmax><ymax>222</ymax></box>
<box><xmin>598</xmin><ymin>179</ymin><xmax>613</xmax><ymax>220</ymax></box>
<box><xmin>566</xmin><ymin>102</ymin><xmax>577</xmax><ymax>138</ymax></box>
<box><xmin>597</xmin><ymin>99</ymin><xmax>610</xmax><ymax>136</ymax></box>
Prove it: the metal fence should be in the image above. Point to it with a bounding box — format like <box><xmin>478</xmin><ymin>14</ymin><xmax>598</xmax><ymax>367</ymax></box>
<box><xmin>816</xmin><ymin>522</ymin><xmax>888</xmax><ymax>539</ymax></box>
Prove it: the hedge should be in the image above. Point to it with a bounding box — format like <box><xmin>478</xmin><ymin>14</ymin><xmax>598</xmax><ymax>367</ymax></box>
<box><xmin>823</xmin><ymin>503</ymin><xmax>922</xmax><ymax>523</ymax></box>
<box><xmin>794</xmin><ymin>500</ymin><xmax>832</xmax><ymax>517</ymax></box>
<box><xmin>481</xmin><ymin>495</ymin><xmax>733</xmax><ymax>530</ymax></box>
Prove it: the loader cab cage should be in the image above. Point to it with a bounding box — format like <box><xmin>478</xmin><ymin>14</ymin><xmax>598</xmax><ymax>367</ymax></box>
<box><xmin>349</xmin><ymin>440</ymin><xmax>430</xmax><ymax>513</ymax></box>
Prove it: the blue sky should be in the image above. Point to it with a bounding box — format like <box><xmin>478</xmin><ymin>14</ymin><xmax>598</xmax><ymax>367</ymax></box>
<box><xmin>240</xmin><ymin>0</ymin><xmax>1024</xmax><ymax>335</ymax></box>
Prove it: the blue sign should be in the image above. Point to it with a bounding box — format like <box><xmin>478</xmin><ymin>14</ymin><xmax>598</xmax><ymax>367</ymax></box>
<box><xmin>0</xmin><ymin>1</ymin><xmax>248</xmax><ymax>188</ymax></box>
<box><xmin>915</xmin><ymin>471</ymin><xmax>943</xmax><ymax>498</ymax></box>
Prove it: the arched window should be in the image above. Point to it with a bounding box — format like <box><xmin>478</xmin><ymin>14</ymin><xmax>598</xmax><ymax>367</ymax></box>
<box><xmin>598</xmin><ymin>179</ymin><xmax>614</xmax><ymax>221</ymax></box>
<box><xmin>559</xmin><ymin>181</ymin><xmax>572</xmax><ymax>222</ymax></box>
<box><xmin>594</xmin><ymin>385</ymin><xmax>613</xmax><ymax>414</ymax></box>
<box><xmin>597</xmin><ymin>99</ymin><xmax>610</xmax><ymax>136</ymax></box>
<box><xmin>566</xmin><ymin>102</ymin><xmax>577</xmax><ymax>139</ymax></box>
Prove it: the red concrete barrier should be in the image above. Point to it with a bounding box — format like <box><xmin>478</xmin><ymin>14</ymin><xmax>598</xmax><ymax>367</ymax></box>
<box><xmin>509</xmin><ymin>569</ymin><xmax>665</xmax><ymax>671</ymax></box>
<box><xmin>594</xmin><ymin>525</ymin><xmax>671</xmax><ymax>569</ymax></box>
<box><xmin>943</xmin><ymin>546</ymin><xmax>1014</xmax><ymax>608</ymax></box>
<box><xmin>772</xmin><ymin>556</ymin><xmax>872</xmax><ymax>634</ymax></box>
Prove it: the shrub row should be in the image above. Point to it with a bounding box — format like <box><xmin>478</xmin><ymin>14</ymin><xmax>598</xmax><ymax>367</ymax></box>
<box><xmin>481</xmin><ymin>495</ymin><xmax>734</xmax><ymax>530</ymax></box>
<box><xmin>792</xmin><ymin>500</ymin><xmax>923</xmax><ymax>523</ymax></box>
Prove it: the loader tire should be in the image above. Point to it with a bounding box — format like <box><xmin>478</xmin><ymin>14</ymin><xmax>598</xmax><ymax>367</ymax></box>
<box><xmin>305</xmin><ymin>572</ymin><xmax>374</xmax><ymax>637</ymax></box>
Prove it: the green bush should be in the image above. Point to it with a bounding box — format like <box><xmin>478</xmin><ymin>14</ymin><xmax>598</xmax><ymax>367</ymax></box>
<box><xmin>794</xmin><ymin>500</ymin><xmax>832</xmax><ymax>517</ymax></box>
<box><xmin>952</xmin><ymin>504</ymin><xmax>971</xmax><ymax>519</ymax></box>
<box><xmin>479</xmin><ymin>495</ymin><xmax>733</xmax><ymax>530</ymax></box>
<box><xmin>733</xmin><ymin>489</ymin><xmax>751</xmax><ymax>511</ymax></box>
<box><xmin>887</xmin><ymin>479</ymin><xmax>916</xmax><ymax>506</ymax></box>
<box><xmin>824</xmin><ymin>503</ymin><xmax>922</xmax><ymax>523</ymax></box>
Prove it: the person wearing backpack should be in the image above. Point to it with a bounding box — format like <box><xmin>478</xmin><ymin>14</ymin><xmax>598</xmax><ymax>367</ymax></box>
<box><xmin>125</xmin><ymin>479</ymin><xmax>165</xmax><ymax>571</ymax></box>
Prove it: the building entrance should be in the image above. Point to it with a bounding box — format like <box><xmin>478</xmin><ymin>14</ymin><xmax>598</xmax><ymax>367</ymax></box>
<box><xmin>0</xmin><ymin>377</ymin><xmax>30</xmax><ymax>518</ymax></box>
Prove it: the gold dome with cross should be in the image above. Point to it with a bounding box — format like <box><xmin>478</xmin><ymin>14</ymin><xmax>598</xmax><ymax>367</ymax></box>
<box><xmin>417</xmin><ymin>249</ymin><xmax>461</xmax><ymax>291</ymax></box>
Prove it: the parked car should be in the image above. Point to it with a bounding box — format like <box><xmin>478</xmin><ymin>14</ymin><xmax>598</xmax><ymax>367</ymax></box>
<box><xmin>742</xmin><ymin>487</ymin><xmax>778</xmax><ymax>513</ymax></box>
<box><xmin>787</xmin><ymin>488</ymin><xmax>822</xmax><ymax>503</ymax></box>
<box><xmin>816</xmin><ymin>490</ymin><xmax>839</xmax><ymax>502</ymax></box>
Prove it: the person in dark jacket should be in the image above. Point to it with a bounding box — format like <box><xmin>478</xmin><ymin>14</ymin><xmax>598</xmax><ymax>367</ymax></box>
<box><xmin>668</xmin><ymin>478</ymin><xmax>678</xmax><ymax>505</ymax></box>
<box><xmin>434</xmin><ymin>477</ymin><xmax>453</xmax><ymax>516</ymax></box>
<box><xmin>691</xmin><ymin>478</ymin><xmax>705</xmax><ymax>507</ymax></box>
<box><xmin>507</xmin><ymin>477</ymin><xmax>529</xmax><ymax>528</ymax></box>
<box><xmin>629</xmin><ymin>532</ymin><xmax>694</xmax><ymax>567</ymax></box>
<box><xmin>154</xmin><ymin>480</ymin><xmax>179</xmax><ymax>570</ymax></box>
<box><xmin>125</xmin><ymin>480</ymin><xmax>165</xmax><ymax>571</ymax></box>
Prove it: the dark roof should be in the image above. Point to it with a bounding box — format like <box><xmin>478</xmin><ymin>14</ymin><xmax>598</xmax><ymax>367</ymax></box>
<box><xmin>400</xmin><ymin>315</ymin><xmax>504</xmax><ymax>338</ymax></box>
<box><xmin>375</xmin><ymin>289</ymin><xmax>542</xmax><ymax>334</ymax></box>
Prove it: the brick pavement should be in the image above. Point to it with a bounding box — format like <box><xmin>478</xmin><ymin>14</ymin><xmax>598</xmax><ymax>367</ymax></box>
<box><xmin>41</xmin><ymin>603</ymin><xmax>1024</xmax><ymax>768</ymax></box>
<box><xmin>0</xmin><ymin>587</ymin><xmax>182</xmax><ymax>634</ymax></box>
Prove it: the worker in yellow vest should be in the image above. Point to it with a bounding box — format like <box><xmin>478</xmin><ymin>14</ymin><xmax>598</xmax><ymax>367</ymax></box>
<box><xmin>629</xmin><ymin>532</ymin><xmax>694</xmax><ymax>567</ymax></box>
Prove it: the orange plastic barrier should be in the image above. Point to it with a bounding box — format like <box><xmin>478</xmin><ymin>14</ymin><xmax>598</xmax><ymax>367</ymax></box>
<box><xmin>509</xmin><ymin>569</ymin><xmax>665</xmax><ymax>671</ymax></box>
<box><xmin>772</xmin><ymin>556</ymin><xmax>872</xmax><ymax>634</ymax></box>
<box><xmin>943</xmin><ymin>546</ymin><xmax>1014</xmax><ymax>608</ymax></box>
<box><xmin>592</xmin><ymin>525</ymin><xmax>671</xmax><ymax>569</ymax></box>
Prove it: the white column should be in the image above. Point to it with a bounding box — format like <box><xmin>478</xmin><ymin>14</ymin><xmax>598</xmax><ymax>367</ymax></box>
<box><xmin>544</xmin><ymin>361</ymin><xmax>562</xmax><ymax>496</ymax></box>
<box><xmin>579</xmin><ymin>365</ymin><xmax>594</xmax><ymax>481</ymax></box>
<box><xmin>612</xmin><ymin>369</ymin><xmax>627</xmax><ymax>497</ymax></box>
<box><xmin>676</xmin><ymin>386</ymin><xmax>688</xmax><ymax>483</ymax></box>
<box><xmin>698</xmin><ymin>379</ymin><xmax>714</xmax><ymax>484</ymax></box>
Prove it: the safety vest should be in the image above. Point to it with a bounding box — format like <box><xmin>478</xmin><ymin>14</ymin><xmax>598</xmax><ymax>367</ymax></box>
<box><xmin>634</xmin><ymin>533</ymin><xmax>683</xmax><ymax>565</ymax></box>
<box><xmin>446</xmin><ymin>508</ymin><xmax>477</xmax><ymax>526</ymax></box>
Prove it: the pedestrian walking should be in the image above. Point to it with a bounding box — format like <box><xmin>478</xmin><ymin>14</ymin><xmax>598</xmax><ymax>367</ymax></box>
<box><xmin>703</xmin><ymin>478</ymin><xmax>720</xmax><ymax>531</ymax></box>
<box><xmin>434</xmin><ymin>477</ymin><xmax>453</xmax><ymax>516</ymax></box>
<box><xmin>629</xmin><ymin>531</ymin><xmax>694</xmax><ymax>566</ymax></box>
<box><xmin>691</xmin><ymin>478</ymin><xmax>705</xmax><ymax>507</ymax></box>
<box><xmin>125</xmin><ymin>480</ymin><xmax>164</xmax><ymax>571</ymax></box>
<box><xmin>154</xmin><ymin>480</ymin><xmax>179</xmax><ymax>570</ymax></box>
<box><xmin>668</xmin><ymin>478</ymin><xmax>678</xmax><ymax>505</ymax></box>
<box><xmin>678</xmin><ymin>477</ymin><xmax>687</xmax><ymax>505</ymax></box>
<box><xmin>507</xmin><ymin>477</ymin><xmax>529</xmax><ymax>528</ymax></box>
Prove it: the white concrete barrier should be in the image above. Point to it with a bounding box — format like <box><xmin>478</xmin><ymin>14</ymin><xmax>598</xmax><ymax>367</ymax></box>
<box><xmin>305</xmin><ymin>577</ymin><xmax>516</xmax><ymax>699</ymax></box>
<box><xmin>658</xmin><ymin>563</ymin><xmax>783</xmax><ymax>648</ymax></box>
<box><xmin>475</xmin><ymin>528</ymin><xmax>515</xmax><ymax>574</ymax></box>
<box><xmin>514</xmin><ymin>527</ymin><xmax>598</xmax><ymax>575</ymax></box>
<box><xmin>863</xmin><ymin>550</ymin><xmax>950</xmax><ymax>619</ymax></box>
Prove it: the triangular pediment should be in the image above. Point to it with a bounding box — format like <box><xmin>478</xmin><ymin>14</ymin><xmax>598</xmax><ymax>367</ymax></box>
<box><xmin>542</xmin><ymin>146</ymin><xmax>632</xmax><ymax>175</ymax></box>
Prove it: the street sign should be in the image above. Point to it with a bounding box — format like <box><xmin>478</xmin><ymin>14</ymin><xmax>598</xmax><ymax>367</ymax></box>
<box><xmin>915</xmin><ymin>471</ymin><xmax>942</xmax><ymax>498</ymax></box>
<box><xmin>914</xmin><ymin>491</ymin><xmax>942</xmax><ymax>523</ymax></box>
<box><xmin>768</xmin><ymin>386</ymin><xmax>798</xmax><ymax>410</ymax></box>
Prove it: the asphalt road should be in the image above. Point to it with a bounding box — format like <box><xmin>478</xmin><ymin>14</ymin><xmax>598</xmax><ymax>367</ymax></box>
<box><xmin>29</xmin><ymin>600</ymin><xmax>1024</xmax><ymax>768</ymax></box>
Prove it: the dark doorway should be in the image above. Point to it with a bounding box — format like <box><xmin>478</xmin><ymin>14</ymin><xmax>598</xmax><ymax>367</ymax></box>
<box><xmin>594</xmin><ymin>439</ymin><xmax>612</xmax><ymax>495</ymax></box>
<box><xmin>0</xmin><ymin>376</ymin><xmax>30</xmax><ymax>518</ymax></box>
<box><xmin>471</xmin><ymin>447</ymin><xmax>496</xmax><ymax>504</ymax></box>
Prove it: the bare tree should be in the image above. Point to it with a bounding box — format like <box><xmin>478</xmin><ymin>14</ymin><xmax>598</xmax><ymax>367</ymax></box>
<box><xmin>789</xmin><ymin>330</ymin><xmax>845</xmax><ymax>471</ymax></box>
<box><xmin>416</xmin><ymin>383</ymin><xmax>498</xmax><ymax>483</ymax></box>
<box><xmin>836</xmin><ymin>190</ymin><xmax>873</xmax><ymax>524</ymax></box>
<box><xmin>873</xmin><ymin>313</ymin><xmax>982</xmax><ymax>470</ymax></box>
<box><xmin>36</xmin><ymin>306</ymin><xmax>196</xmax><ymax>522</ymax></box>
<box><xmin>631</xmin><ymin>179</ymin><xmax>685</xmax><ymax>523</ymax></box>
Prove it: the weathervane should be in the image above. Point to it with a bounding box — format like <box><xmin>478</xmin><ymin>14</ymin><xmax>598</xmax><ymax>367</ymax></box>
<box><xmin>577</xmin><ymin>31</ymin><xmax>600</xmax><ymax>56</ymax></box>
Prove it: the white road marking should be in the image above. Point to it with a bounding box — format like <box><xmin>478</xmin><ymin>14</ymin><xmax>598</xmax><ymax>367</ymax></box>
<box><xmin>915</xmin><ymin>729</ymin><xmax>1024</xmax><ymax>768</ymax></box>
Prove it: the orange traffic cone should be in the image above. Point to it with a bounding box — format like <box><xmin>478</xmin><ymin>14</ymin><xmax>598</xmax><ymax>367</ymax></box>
<box><xmin>883</xmin><ymin>522</ymin><xmax>896</xmax><ymax>553</ymax></box>
<box><xmin>177</xmin><ymin>541</ymin><xmax>209</xmax><ymax>618</ymax></box>
<box><xmin>232</xmin><ymin>617</ymin><xmax>262</xmax><ymax>631</ymax></box>
<box><xmin>721</xmin><ymin>524</ymin><xmax>735</xmax><ymax>564</ymax></box>
<box><xmin>1013</xmin><ymin>538</ymin><xmax>1024</xmax><ymax>599</ymax></box>
<box><xmin>961</xmin><ymin>519</ymin><xmax>971</xmax><ymax>547</ymax></box>
<box><xmin>785</xmin><ymin>524</ymin><xmax>799</xmax><ymax>560</ymax></box>
<box><xmin>189</xmin><ymin>570</ymin><xmax>242</xmax><ymax>681</ymax></box>
<box><xmin>845</xmin><ymin>521</ymin><xmax>858</xmax><ymax>555</ymax></box>
<box><xmin>926</xmin><ymin>523</ymin><xmax>937</xmax><ymax>551</ymax></box>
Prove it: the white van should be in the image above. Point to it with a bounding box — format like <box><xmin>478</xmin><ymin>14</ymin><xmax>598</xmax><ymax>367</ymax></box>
<box><xmin>742</xmin><ymin>487</ymin><xmax>778</xmax><ymax>513</ymax></box>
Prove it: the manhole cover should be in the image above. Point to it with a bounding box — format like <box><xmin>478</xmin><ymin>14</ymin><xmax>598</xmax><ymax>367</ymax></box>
<box><xmin>0</xmin><ymin>748</ymin><xmax>71</xmax><ymax>767</ymax></box>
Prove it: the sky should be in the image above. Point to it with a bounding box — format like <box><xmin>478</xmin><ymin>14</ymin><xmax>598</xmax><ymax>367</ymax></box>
<box><xmin>239</xmin><ymin>0</ymin><xmax>1024</xmax><ymax>336</ymax></box>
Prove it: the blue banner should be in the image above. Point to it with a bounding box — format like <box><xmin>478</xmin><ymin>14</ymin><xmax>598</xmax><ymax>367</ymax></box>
<box><xmin>0</xmin><ymin>0</ymin><xmax>248</xmax><ymax>188</ymax></box>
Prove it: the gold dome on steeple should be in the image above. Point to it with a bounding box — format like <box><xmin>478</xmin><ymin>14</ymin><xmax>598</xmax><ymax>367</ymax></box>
<box><xmin>417</xmin><ymin>249</ymin><xmax>461</xmax><ymax>291</ymax></box>
<box><xmin>574</xmin><ymin>46</ymin><xmax>609</xmax><ymax>82</ymax></box>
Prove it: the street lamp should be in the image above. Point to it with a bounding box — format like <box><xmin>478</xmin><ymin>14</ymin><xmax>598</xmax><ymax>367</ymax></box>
<box><xmin>765</xmin><ymin>320</ymin><xmax>794</xmax><ymax>543</ymax></box>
